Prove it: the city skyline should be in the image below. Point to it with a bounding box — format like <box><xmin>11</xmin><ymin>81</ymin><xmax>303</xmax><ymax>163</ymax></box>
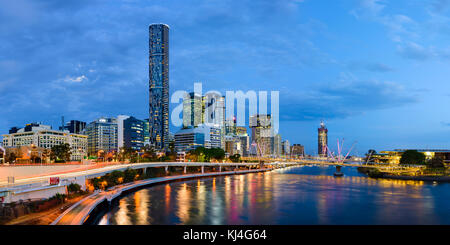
<box><xmin>1</xmin><ymin>1</ymin><xmax>449</xmax><ymax>155</ymax></box>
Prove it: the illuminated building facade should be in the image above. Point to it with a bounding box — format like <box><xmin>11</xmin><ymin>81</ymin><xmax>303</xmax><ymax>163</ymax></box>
<box><xmin>143</xmin><ymin>119</ymin><xmax>150</xmax><ymax>146</ymax></box>
<box><xmin>174</xmin><ymin>124</ymin><xmax>221</xmax><ymax>152</ymax></box>
<box><xmin>2</xmin><ymin>127</ymin><xmax>87</xmax><ymax>161</ymax></box>
<box><xmin>183</xmin><ymin>92</ymin><xmax>203</xmax><ymax>128</ymax></box>
<box><xmin>249</xmin><ymin>114</ymin><xmax>276</xmax><ymax>156</ymax></box>
<box><xmin>318</xmin><ymin>121</ymin><xmax>328</xmax><ymax>157</ymax></box>
<box><xmin>291</xmin><ymin>144</ymin><xmax>305</xmax><ymax>158</ymax></box>
<box><xmin>371</xmin><ymin>149</ymin><xmax>450</xmax><ymax>164</ymax></box>
<box><xmin>149</xmin><ymin>23</ymin><xmax>170</xmax><ymax>150</ymax></box>
<box><xmin>85</xmin><ymin>117</ymin><xmax>118</xmax><ymax>156</ymax></box>
<box><xmin>282</xmin><ymin>140</ymin><xmax>290</xmax><ymax>155</ymax></box>
<box><xmin>123</xmin><ymin>117</ymin><xmax>145</xmax><ymax>151</ymax></box>
<box><xmin>203</xmin><ymin>94</ymin><xmax>225</xmax><ymax>149</ymax></box>
<box><xmin>117</xmin><ymin>115</ymin><xmax>130</xmax><ymax>151</ymax></box>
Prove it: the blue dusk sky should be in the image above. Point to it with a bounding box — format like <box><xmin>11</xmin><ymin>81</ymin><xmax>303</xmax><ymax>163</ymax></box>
<box><xmin>0</xmin><ymin>0</ymin><xmax>449</xmax><ymax>155</ymax></box>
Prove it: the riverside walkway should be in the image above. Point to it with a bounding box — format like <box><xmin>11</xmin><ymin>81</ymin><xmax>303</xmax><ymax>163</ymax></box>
<box><xmin>52</xmin><ymin>168</ymin><xmax>272</xmax><ymax>225</ymax></box>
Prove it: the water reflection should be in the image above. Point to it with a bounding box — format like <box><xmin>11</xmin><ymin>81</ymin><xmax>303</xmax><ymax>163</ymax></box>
<box><xmin>98</xmin><ymin>166</ymin><xmax>450</xmax><ymax>225</ymax></box>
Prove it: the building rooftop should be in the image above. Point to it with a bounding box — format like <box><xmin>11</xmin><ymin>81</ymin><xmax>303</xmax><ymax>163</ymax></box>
<box><xmin>149</xmin><ymin>23</ymin><xmax>170</xmax><ymax>28</ymax></box>
<box><xmin>392</xmin><ymin>149</ymin><xmax>450</xmax><ymax>153</ymax></box>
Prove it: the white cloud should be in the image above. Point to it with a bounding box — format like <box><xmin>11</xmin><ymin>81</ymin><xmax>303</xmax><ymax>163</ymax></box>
<box><xmin>62</xmin><ymin>75</ymin><xmax>87</xmax><ymax>83</ymax></box>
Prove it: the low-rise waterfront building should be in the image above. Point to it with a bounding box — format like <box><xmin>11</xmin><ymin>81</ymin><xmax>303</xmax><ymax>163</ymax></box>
<box><xmin>371</xmin><ymin>149</ymin><xmax>450</xmax><ymax>164</ymax></box>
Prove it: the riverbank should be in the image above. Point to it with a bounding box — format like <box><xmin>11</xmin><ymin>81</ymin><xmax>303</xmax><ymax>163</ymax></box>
<box><xmin>357</xmin><ymin>166</ymin><xmax>450</xmax><ymax>183</ymax></box>
<box><xmin>53</xmin><ymin>168</ymin><xmax>273</xmax><ymax>225</ymax></box>
<box><xmin>379</xmin><ymin>174</ymin><xmax>450</xmax><ymax>183</ymax></box>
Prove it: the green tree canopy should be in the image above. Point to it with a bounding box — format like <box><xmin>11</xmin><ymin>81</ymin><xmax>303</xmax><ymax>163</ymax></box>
<box><xmin>50</xmin><ymin>143</ymin><xmax>72</xmax><ymax>162</ymax></box>
<box><xmin>400</xmin><ymin>150</ymin><xmax>426</xmax><ymax>165</ymax></box>
<box><xmin>188</xmin><ymin>147</ymin><xmax>225</xmax><ymax>162</ymax></box>
<box><xmin>229</xmin><ymin>154</ymin><xmax>241</xmax><ymax>163</ymax></box>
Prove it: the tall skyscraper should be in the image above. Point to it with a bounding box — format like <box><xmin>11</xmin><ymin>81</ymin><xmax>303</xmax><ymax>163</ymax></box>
<box><xmin>249</xmin><ymin>114</ymin><xmax>276</xmax><ymax>156</ymax></box>
<box><xmin>183</xmin><ymin>92</ymin><xmax>203</xmax><ymax>128</ymax></box>
<box><xmin>149</xmin><ymin>23</ymin><xmax>170</xmax><ymax>150</ymax></box>
<box><xmin>318</xmin><ymin>121</ymin><xmax>328</xmax><ymax>157</ymax></box>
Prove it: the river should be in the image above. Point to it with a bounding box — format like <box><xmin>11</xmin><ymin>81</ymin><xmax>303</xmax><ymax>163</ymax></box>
<box><xmin>96</xmin><ymin>165</ymin><xmax>450</xmax><ymax>225</ymax></box>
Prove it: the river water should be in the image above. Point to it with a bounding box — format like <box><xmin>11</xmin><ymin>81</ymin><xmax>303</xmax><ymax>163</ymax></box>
<box><xmin>96</xmin><ymin>165</ymin><xmax>450</xmax><ymax>225</ymax></box>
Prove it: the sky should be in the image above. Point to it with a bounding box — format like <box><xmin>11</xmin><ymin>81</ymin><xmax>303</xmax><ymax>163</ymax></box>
<box><xmin>0</xmin><ymin>0</ymin><xmax>449</xmax><ymax>155</ymax></box>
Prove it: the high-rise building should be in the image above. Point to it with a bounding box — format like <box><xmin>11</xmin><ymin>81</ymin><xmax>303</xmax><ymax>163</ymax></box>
<box><xmin>143</xmin><ymin>119</ymin><xmax>150</xmax><ymax>146</ymax></box>
<box><xmin>282</xmin><ymin>140</ymin><xmax>290</xmax><ymax>156</ymax></box>
<box><xmin>174</xmin><ymin>124</ymin><xmax>221</xmax><ymax>152</ymax></box>
<box><xmin>123</xmin><ymin>117</ymin><xmax>145</xmax><ymax>151</ymax></box>
<box><xmin>59</xmin><ymin>120</ymin><xmax>86</xmax><ymax>134</ymax></box>
<box><xmin>85</xmin><ymin>117</ymin><xmax>118</xmax><ymax>156</ymax></box>
<box><xmin>249</xmin><ymin>114</ymin><xmax>275</xmax><ymax>156</ymax></box>
<box><xmin>225</xmin><ymin>118</ymin><xmax>237</xmax><ymax>136</ymax></box>
<box><xmin>273</xmin><ymin>134</ymin><xmax>282</xmax><ymax>157</ymax></box>
<box><xmin>318</xmin><ymin>121</ymin><xmax>328</xmax><ymax>157</ymax></box>
<box><xmin>149</xmin><ymin>23</ymin><xmax>170</xmax><ymax>150</ymax></box>
<box><xmin>183</xmin><ymin>92</ymin><xmax>203</xmax><ymax>128</ymax></box>
<box><xmin>117</xmin><ymin>115</ymin><xmax>130</xmax><ymax>151</ymax></box>
<box><xmin>291</xmin><ymin>144</ymin><xmax>305</xmax><ymax>158</ymax></box>
<box><xmin>204</xmin><ymin>94</ymin><xmax>225</xmax><ymax>149</ymax></box>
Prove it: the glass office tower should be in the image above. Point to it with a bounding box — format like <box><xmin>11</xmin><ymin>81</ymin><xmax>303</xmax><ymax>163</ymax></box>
<box><xmin>149</xmin><ymin>23</ymin><xmax>170</xmax><ymax>150</ymax></box>
<box><xmin>318</xmin><ymin>121</ymin><xmax>328</xmax><ymax>157</ymax></box>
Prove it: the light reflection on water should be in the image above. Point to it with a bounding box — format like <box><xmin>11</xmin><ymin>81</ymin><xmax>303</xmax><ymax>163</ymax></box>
<box><xmin>97</xmin><ymin>165</ymin><xmax>450</xmax><ymax>225</ymax></box>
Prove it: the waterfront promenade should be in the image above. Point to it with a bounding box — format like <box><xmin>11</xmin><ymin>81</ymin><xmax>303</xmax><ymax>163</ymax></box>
<box><xmin>0</xmin><ymin>161</ymin><xmax>299</xmax><ymax>204</ymax></box>
<box><xmin>52</xmin><ymin>168</ymin><xmax>272</xmax><ymax>225</ymax></box>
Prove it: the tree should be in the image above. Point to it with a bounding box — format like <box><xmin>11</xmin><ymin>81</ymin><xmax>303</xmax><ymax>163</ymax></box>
<box><xmin>118</xmin><ymin>147</ymin><xmax>135</xmax><ymax>162</ymax></box>
<box><xmin>229</xmin><ymin>154</ymin><xmax>241</xmax><ymax>163</ymax></box>
<box><xmin>428</xmin><ymin>157</ymin><xmax>445</xmax><ymax>168</ymax></box>
<box><xmin>188</xmin><ymin>147</ymin><xmax>225</xmax><ymax>162</ymax></box>
<box><xmin>124</xmin><ymin>168</ymin><xmax>138</xmax><ymax>182</ymax></box>
<box><xmin>367</xmin><ymin>149</ymin><xmax>377</xmax><ymax>155</ymax></box>
<box><xmin>67</xmin><ymin>183</ymin><xmax>81</xmax><ymax>193</ymax></box>
<box><xmin>167</xmin><ymin>140</ymin><xmax>176</xmax><ymax>157</ymax></box>
<box><xmin>50</xmin><ymin>144</ymin><xmax>72</xmax><ymax>162</ymax></box>
<box><xmin>141</xmin><ymin>145</ymin><xmax>156</xmax><ymax>161</ymax></box>
<box><xmin>5</xmin><ymin>148</ymin><xmax>22</xmax><ymax>164</ymax></box>
<box><xmin>209</xmin><ymin>148</ymin><xmax>225</xmax><ymax>161</ymax></box>
<box><xmin>400</xmin><ymin>150</ymin><xmax>426</xmax><ymax>165</ymax></box>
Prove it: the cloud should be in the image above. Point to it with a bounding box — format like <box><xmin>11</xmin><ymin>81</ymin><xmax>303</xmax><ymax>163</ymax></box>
<box><xmin>348</xmin><ymin>61</ymin><xmax>394</xmax><ymax>72</ymax></box>
<box><xmin>0</xmin><ymin>0</ymin><xmax>324</xmax><ymax>132</ymax></box>
<box><xmin>431</xmin><ymin>0</ymin><xmax>450</xmax><ymax>13</ymax></box>
<box><xmin>280</xmin><ymin>74</ymin><xmax>419</xmax><ymax>121</ymax></box>
<box><xmin>62</xmin><ymin>75</ymin><xmax>87</xmax><ymax>83</ymax></box>
<box><xmin>397</xmin><ymin>42</ymin><xmax>435</xmax><ymax>60</ymax></box>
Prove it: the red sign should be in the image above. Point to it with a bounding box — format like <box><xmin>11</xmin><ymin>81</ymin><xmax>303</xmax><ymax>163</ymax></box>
<box><xmin>49</xmin><ymin>177</ymin><xmax>60</xmax><ymax>185</ymax></box>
